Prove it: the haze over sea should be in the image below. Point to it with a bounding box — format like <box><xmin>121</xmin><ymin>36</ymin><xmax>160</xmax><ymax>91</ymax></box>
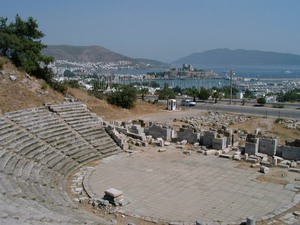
<box><xmin>116</xmin><ymin>64</ymin><xmax>300</xmax><ymax>89</ymax></box>
<box><xmin>117</xmin><ymin>65</ymin><xmax>300</xmax><ymax>79</ymax></box>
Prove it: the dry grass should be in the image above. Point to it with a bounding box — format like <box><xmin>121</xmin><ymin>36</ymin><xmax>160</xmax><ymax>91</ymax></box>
<box><xmin>67</xmin><ymin>88</ymin><xmax>165</xmax><ymax>121</ymax></box>
<box><xmin>0</xmin><ymin>58</ymin><xmax>64</xmax><ymax>113</ymax></box>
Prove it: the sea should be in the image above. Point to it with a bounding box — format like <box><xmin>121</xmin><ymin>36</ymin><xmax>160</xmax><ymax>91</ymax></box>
<box><xmin>115</xmin><ymin>65</ymin><xmax>300</xmax><ymax>89</ymax></box>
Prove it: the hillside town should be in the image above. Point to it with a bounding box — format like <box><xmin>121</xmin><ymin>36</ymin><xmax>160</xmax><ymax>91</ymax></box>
<box><xmin>47</xmin><ymin>60</ymin><xmax>300</xmax><ymax>104</ymax></box>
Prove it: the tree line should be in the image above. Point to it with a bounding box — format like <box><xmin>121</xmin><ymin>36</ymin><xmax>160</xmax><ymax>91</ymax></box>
<box><xmin>0</xmin><ymin>15</ymin><xmax>67</xmax><ymax>93</ymax></box>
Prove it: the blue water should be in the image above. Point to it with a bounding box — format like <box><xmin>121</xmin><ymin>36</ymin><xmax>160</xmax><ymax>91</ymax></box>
<box><xmin>193</xmin><ymin>65</ymin><xmax>300</xmax><ymax>79</ymax></box>
<box><xmin>115</xmin><ymin>65</ymin><xmax>300</xmax><ymax>88</ymax></box>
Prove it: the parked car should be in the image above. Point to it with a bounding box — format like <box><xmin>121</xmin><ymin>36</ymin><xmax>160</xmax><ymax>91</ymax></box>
<box><xmin>181</xmin><ymin>99</ymin><xmax>196</xmax><ymax>106</ymax></box>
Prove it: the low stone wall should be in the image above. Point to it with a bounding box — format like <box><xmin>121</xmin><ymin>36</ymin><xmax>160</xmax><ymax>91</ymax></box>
<box><xmin>258</xmin><ymin>138</ymin><xmax>277</xmax><ymax>156</ymax></box>
<box><xmin>245</xmin><ymin>139</ymin><xmax>259</xmax><ymax>155</ymax></box>
<box><xmin>176</xmin><ymin>127</ymin><xmax>200</xmax><ymax>144</ymax></box>
<box><xmin>280</xmin><ymin>145</ymin><xmax>300</xmax><ymax>160</ymax></box>
<box><xmin>212</xmin><ymin>137</ymin><xmax>227</xmax><ymax>150</ymax></box>
<box><xmin>201</xmin><ymin>131</ymin><xmax>217</xmax><ymax>147</ymax></box>
<box><xmin>144</xmin><ymin>124</ymin><xmax>175</xmax><ymax>141</ymax></box>
<box><xmin>105</xmin><ymin>125</ymin><xmax>129</xmax><ymax>150</ymax></box>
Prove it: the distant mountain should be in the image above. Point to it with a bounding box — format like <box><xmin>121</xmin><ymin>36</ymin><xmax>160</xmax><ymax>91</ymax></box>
<box><xmin>43</xmin><ymin>45</ymin><xmax>169</xmax><ymax>67</ymax></box>
<box><xmin>43</xmin><ymin>45</ymin><xmax>131</xmax><ymax>62</ymax></box>
<box><xmin>174</xmin><ymin>48</ymin><xmax>300</xmax><ymax>66</ymax></box>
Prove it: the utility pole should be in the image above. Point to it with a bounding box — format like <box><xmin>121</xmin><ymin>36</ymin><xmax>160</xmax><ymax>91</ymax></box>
<box><xmin>229</xmin><ymin>69</ymin><xmax>234</xmax><ymax>104</ymax></box>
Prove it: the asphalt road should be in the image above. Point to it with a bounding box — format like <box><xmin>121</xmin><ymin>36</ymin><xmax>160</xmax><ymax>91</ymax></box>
<box><xmin>195</xmin><ymin>102</ymin><xmax>300</xmax><ymax>119</ymax></box>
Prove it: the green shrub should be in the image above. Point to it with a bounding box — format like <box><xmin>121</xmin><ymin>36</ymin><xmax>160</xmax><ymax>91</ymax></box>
<box><xmin>41</xmin><ymin>82</ymin><xmax>48</xmax><ymax>90</ymax></box>
<box><xmin>50</xmin><ymin>80</ymin><xmax>67</xmax><ymax>94</ymax></box>
<box><xmin>257</xmin><ymin>97</ymin><xmax>266</xmax><ymax>106</ymax></box>
<box><xmin>107</xmin><ymin>85</ymin><xmax>137</xmax><ymax>109</ymax></box>
<box><xmin>272</xmin><ymin>103</ymin><xmax>284</xmax><ymax>108</ymax></box>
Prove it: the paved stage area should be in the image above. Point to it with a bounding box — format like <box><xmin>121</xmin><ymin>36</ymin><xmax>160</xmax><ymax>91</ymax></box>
<box><xmin>88</xmin><ymin>149</ymin><xmax>295</xmax><ymax>224</ymax></box>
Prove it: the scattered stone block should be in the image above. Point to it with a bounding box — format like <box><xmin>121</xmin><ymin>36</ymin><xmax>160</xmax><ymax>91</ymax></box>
<box><xmin>246</xmin><ymin>216</ymin><xmax>256</xmax><ymax>225</ymax></box>
<box><xmin>157</xmin><ymin>138</ymin><xmax>164</xmax><ymax>147</ymax></box>
<box><xmin>105</xmin><ymin>188</ymin><xmax>123</xmax><ymax>198</ymax></box>
<box><xmin>196</xmin><ymin>220</ymin><xmax>205</xmax><ymax>225</ymax></box>
<box><xmin>247</xmin><ymin>158</ymin><xmax>258</xmax><ymax>164</ymax></box>
<box><xmin>219</xmin><ymin>154</ymin><xmax>232</xmax><ymax>159</ymax></box>
<box><xmin>158</xmin><ymin>148</ymin><xmax>166</xmax><ymax>152</ymax></box>
<box><xmin>255</xmin><ymin>152</ymin><xmax>267</xmax><ymax>158</ymax></box>
<box><xmin>232</xmin><ymin>155</ymin><xmax>241</xmax><ymax>161</ymax></box>
<box><xmin>251</xmin><ymin>163</ymin><xmax>261</xmax><ymax>168</ymax></box>
<box><xmin>291</xmin><ymin>161</ymin><xmax>297</xmax><ymax>168</ymax></box>
<box><xmin>289</xmin><ymin>168</ymin><xmax>300</xmax><ymax>173</ymax></box>
<box><xmin>222</xmin><ymin>148</ymin><xmax>231</xmax><ymax>153</ymax></box>
<box><xmin>260</xmin><ymin>166</ymin><xmax>270</xmax><ymax>174</ymax></box>
<box><xmin>204</xmin><ymin>150</ymin><xmax>216</xmax><ymax>155</ymax></box>
<box><xmin>183</xmin><ymin>150</ymin><xmax>192</xmax><ymax>155</ymax></box>
<box><xmin>164</xmin><ymin>141</ymin><xmax>171</xmax><ymax>146</ymax></box>
<box><xmin>278</xmin><ymin>164</ymin><xmax>290</xmax><ymax>168</ymax></box>
<box><xmin>279</xmin><ymin>160</ymin><xmax>291</xmax><ymax>168</ymax></box>
<box><xmin>215</xmin><ymin>150</ymin><xmax>223</xmax><ymax>156</ymax></box>
<box><xmin>180</xmin><ymin>139</ymin><xmax>188</xmax><ymax>145</ymax></box>
<box><xmin>260</xmin><ymin>161</ymin><xmax>272</xmax><ymax>167</ymax></box>
<box><xmin>9</xmin><ymin>75</ymin><xmax>17</xmax><ymax>81</ymax></box>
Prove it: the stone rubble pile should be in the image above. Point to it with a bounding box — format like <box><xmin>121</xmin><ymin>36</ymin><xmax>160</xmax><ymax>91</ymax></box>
<box><xmin>176</xmin><ymin>111</ymin><xmax>251</xmax><ymax>129</ymax></box>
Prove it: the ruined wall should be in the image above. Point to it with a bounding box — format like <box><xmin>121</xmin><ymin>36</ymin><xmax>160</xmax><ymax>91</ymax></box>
<box><xmin>144</xmin><ymin>124</ymin><xmax>175</xmax><ymax>141</ymax></box>
<box><xmin>176</xmin><ymin>127</ymin><xmax>200</xmax><ymax>144</ymax></box>
<box><xmin>280</xmin><ymin>145</ymin><xmax>300</xmax><ymax>160</ymax></box>
<box><xmin>128</xmin><ymin>125</ymin><xmax>144</xmax><ymax>135</ymax></box>
<box><xmin>201</xmin><ymin>131</ymin><xmax>217</xmax><ymax>147</ymax></box>
<box><xmin>258</xmin><ymin>138</ymin><xmax>278</xmax><ymax>156</ymax></box>
<box><xmin>105</xmin><ymin>125</ymin><xmax>129</xmax><ymax>150</ymax></box>
<box><xmin>245</xmin><ymin>138</ymin><xmax>259</xmax><ymax>155</ymax></box>
<box><xmin>212</xmin><ymin>137</ymin><xmax>227</xmax><ymax>150</ymax></box>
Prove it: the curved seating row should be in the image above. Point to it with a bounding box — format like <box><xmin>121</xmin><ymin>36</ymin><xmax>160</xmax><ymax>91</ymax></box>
<box><xmin>0</xmin><ymin>103</ymin><xmax>121</xmax><ymax>224</ymax></box>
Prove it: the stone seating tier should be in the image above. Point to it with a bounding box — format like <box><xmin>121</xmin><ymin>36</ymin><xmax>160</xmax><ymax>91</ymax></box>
<box><xmin>0</xmin><ymin>103</ymin><xmax>121</xmax><ymax>224</ymax></box>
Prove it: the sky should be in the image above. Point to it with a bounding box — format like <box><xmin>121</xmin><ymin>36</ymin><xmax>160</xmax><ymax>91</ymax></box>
<box><xmin>2</xmin><ymin>0</ymin><xmax>300</xmax><ymax>63</ymax></box>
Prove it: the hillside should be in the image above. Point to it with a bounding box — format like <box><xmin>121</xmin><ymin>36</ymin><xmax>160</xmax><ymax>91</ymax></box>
<box><xmin>0</xmin><ymin>57</ymin><xmax>164</xmax><ymax>120</ymax></box>
<box><xmin>43</xmin><ymin>45</ymin><xmax>131</xmax><ymax>63</ymax></box>
<box><xmin>43</xmin><ymin>45</ymin><xmax>169</xmax><ymax>67</ymax></box>
<box><xmin>0</xmin><ymin>57</ymin><xmax>65</xmax><ymax>113</ymax></box>
<box><xmin>174</xmin><ymin>48</ymin><xmax>300</xmax><ymax>66</ymax></box>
